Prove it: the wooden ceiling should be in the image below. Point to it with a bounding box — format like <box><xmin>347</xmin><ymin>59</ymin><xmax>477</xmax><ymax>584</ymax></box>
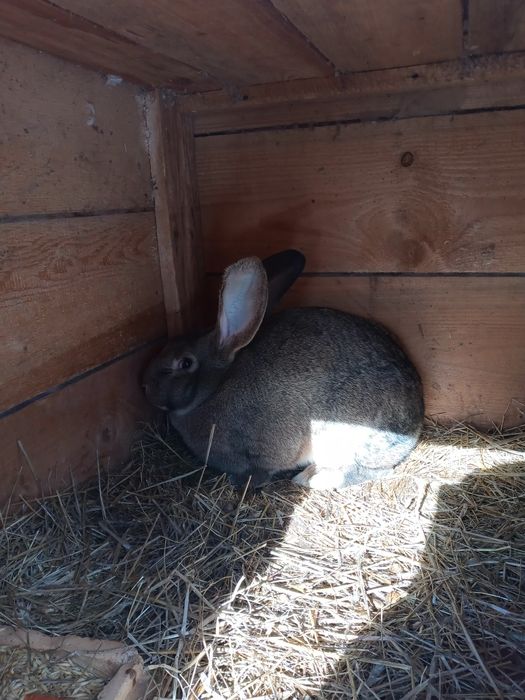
<box><xmin>0</xmin><ymin>0</ymin><xmax>524</xmax><ymax>94</ymax></box>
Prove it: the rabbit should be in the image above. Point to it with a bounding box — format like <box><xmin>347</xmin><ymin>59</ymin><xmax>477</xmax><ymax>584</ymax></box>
<box><xmin>142</xmin><ymin>250</ymin><xmax>424</xmax><ymax>490</ymax></box>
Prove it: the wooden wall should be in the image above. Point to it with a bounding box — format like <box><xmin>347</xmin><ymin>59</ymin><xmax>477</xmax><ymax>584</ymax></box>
<box><xmin>2</xmin><ymin>0</ymin><xmax>525</xmax><ymax>508</ymax></box>
<box><xmin>0</xmin><ymin>38</ymin><xmax>165</xmax><ymax>505</ymax></box>
<box><xmin>196</xmin><ymin>110</ymin><xmax>525</xmax><ymax>428</ymax></box>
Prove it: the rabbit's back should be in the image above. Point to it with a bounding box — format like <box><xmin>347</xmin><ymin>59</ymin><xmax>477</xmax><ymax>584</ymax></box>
<box><xmin>174</xmin><ymin>307</ymin><xmax>424</xmax><ymax>486</ymax></box>
<box><xmin>222</xmin><ymin>308</ymin><xmax>423</xmax><ymax>437</ymax></box>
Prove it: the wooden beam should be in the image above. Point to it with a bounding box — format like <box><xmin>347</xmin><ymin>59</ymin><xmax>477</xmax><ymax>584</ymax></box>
<box><xmin>146</xmin><ymin>90</ymin><xmax>205</xmax><ymax>336</ymax></box>
<box><xmin>0</xmin><ymin>0</ymin><xmax>216</xmax><ymax>90</ymax></box>
<box><xmin>180</xmin><ymin>53</ymin><xmax>525</xmax><ymax>135</ymax></box>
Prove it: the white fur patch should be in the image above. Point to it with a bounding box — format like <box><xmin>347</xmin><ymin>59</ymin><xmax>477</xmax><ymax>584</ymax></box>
<box><xmin>310</xmin><ymin>421</ymin><xmax>384</xmax><ymax>469</ymax></box>
<box><xmin>292</xmin><ymin>465</ymin><xmax>347</xmax><ymax>490</ymax></box>
<box><xmin>292</xmin><ymin>420</ymin><xmax>419</xmax><ymax>489</ymax></box>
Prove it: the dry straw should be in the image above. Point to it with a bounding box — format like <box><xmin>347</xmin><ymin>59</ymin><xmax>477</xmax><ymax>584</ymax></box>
<box><xmin>0</xmin><ymin>421</ymin><xmax>524</xmax><ymax>699</ymax></box>
<box><xmin>0</xmin><ymin>645</ymin><xmax>107</xmax><ymax>699</ymax></box>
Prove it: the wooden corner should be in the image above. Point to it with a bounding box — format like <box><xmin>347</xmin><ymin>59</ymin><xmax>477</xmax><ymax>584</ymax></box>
<box><xmin>146</xmin><ymin>90</ymin><xmax>206</xmax><ymax>337</ymax></box>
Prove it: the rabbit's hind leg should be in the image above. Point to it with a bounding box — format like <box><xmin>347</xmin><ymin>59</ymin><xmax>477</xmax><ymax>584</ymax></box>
<box><xmin>292</xmin><ymin>461</ymin><xmax>394</xmax><ymax>490</ymax></box>
<box><xmin>292</xmin><ymin>463</ymin><xmax>348</xmax><ymax>490</ymax></box>
<box><xmin>291</xmin><ymin>421</ymin><xmax>413</xmax><ymax>490</ymax></box>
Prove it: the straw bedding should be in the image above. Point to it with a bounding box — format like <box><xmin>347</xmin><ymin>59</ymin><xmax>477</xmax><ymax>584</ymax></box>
<box><xmin>0</xmin><ymin>645</ymin><xmax>107</xmax><ymax>699</ymax></box>
<box><xmin>0</xmin><ymin>422</ymin><xmax>524</xmax><ymax>699</ymax></box>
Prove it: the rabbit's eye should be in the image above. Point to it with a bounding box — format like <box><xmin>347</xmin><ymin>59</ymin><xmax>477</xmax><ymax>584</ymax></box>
<box><xmin>178</xmin><ymin>357</ymin><xmax>193</xmax><ymax>371</ymax></box>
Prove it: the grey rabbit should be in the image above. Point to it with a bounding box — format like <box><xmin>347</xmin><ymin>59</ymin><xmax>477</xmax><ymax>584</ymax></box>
<box><xmin>142</xmin><ymin>250</ymin><xmax>424</xmax><ymax>490</ymax></box>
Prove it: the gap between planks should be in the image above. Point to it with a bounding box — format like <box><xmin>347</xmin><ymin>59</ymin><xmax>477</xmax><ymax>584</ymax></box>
<box><xmin>0</xmin><ymin>206</ymin><xmax>155</xmax><ymax>226</ymax></box>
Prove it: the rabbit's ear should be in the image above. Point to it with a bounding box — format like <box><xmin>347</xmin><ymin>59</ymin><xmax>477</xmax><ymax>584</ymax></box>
<box><xmin>262</xmin><ymin>249</ymin><xmax>305</xmax><ymax>316</ymax></box>
<box><xmin>217</xmin><ymin>257</ymin><xmax>268</xmax><ymax>359</ymax></box>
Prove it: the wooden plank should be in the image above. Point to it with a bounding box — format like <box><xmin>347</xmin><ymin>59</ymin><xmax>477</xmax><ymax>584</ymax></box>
<box><xmin>185</xmin><ymin>52</ymin><xmax>525</xmax><ymax>134</ymax></box>
<box><xmin>0</xmin><ymin>37</ymin><xmax>152</xmax><ymax>216</ymax></box>
<box><xmin>197</xmin><ymin>110</ymin><xmax>525</xmax><ymax>274</ymax></box>
<box><xmin>468</xmin><ymin>0</ymin><xmax>525</xmax><ymax>55</ymax></box>
<box><xmin>193</xmin><ymin>78</ymin><xmax>525</xmax><ymax>136</ymax></box>
<box><xmin>146</xmin><ymin>92</ymin><xmax>205</xmax><ymax>336</ymax></box>
<box><xmin>272</xmin><ymin>0</ymin><xmax>463</xmax><ymax>72</ymax></box>
<box><xmin>51</xmin><ymin>0</ymin><xmax>330</xmax><ymax>86</ymax></box>
<box><xmin>0</xmin><ymin>212</ymin><xmax>165</xmax><ymax>413</ymax></box>
<box><xmin>185</xmin><ymin>52</ymin><xmax>525</xmax><ymax>115</ymax></box>
<box><xmin>0</xmin><ymin>345</ymin><xmax>160</xmax><ymax>507</ymax></box>
<box><xmin>279</xmin><ymin>276</ymin><xmax>525</xmax><ymax>429</ymax></box>
<box><xmin>0</xmin><ymin>0</ymin><xmax>215</xmax><ymax>90</ymax></box>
